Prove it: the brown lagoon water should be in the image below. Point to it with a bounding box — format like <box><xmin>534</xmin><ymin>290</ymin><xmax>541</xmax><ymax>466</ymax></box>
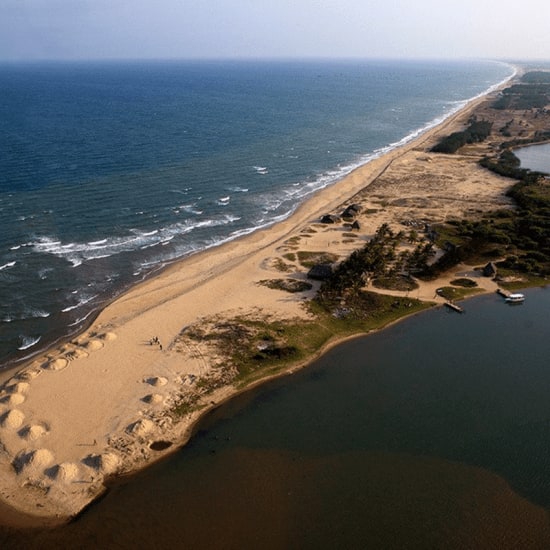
<box><xmin>2</xmin><ymin>288</ymin><xmax>550</xmax><ymax>549</ymax></box>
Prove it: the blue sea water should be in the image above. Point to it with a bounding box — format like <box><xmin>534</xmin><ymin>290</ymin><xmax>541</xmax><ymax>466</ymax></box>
<box><xmin>0</xmin><ymin>59</ymin><xmax>513</xmax><ymax>365</ymax></box>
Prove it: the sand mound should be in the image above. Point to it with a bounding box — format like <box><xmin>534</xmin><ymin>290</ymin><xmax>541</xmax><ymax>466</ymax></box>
<box><xmin>142</xmin><ymin>393</ymin><xmax>164</xmax><ymax>405</ymax></box>
<box><xmin>1</xmin><ymin>409</ymin><xmax>25</xmax><ymax>429</ymax></box>
<box><xmin>7</xmin><ymin>382</ymin><xmax>30</xmax><ymax>394</ymax></box>
<box><xmin>145</xmin><ymin>376</ymin><xmax>168</xmax><ymax>387</ymax></box>
<box><xmin>0</xmin><ymin>393</ymin><xmax>25</xmax><ymax>406</ymax></box>
<box><xmin>100</xmin><ymin>332</ymin><xmax>117</xmax><ymax>341</ymax></box>
<box><xmin>47</xmin><ymin>462</ymin><xmax>79</xmax><ymax>482</ymax></box>
<box><xmin>83</xmin><ymin>452</ymin><xmax>120</xmax><ymax>474</ymax></box>
<box><xmin>85</xmin><ymin>340</ymin><xmax>104</xmax><ymax>351</ymax></box>
<box><xmin>17</xmin><ymin>368</ymin><xmax>42</xmax><ymax>381</ymax></box>
<box><xmin>19</xmin><ymin>424</ymin><xmax>48</xmax><ymax>441</ymax></box>
<box><xmin>127</xmin><ymin>418</ymin><xmax>155</xmax><ymax>436</ymax></box>
<box><xmin>13</xmin><ymin>448</ymin><xmax>54</xmax><ymax>474</ymax></box>
<box><xmin>45</xmin><ymin>358</ymin><xmax>68</xmax><ymax>371</ymax></box>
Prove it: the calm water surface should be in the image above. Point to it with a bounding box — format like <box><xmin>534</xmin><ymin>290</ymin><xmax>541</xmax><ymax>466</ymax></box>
<box><xmin>2</xmin><ymin>287</ymin><xmax>550</xmax><ymax>549</ymax></box>
<box><xmin>515</xmin><ymin>142</ymin><xmax>550</xmax><ymax>174</ymax></box>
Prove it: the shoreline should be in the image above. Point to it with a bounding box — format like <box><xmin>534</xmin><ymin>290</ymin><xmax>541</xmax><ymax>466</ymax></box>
<box><xmin>0</xmin><ymin>73</ymin><xmax>522</xmax><ymax>526</ymax></box>
<box><xmin>2</xmin><ymin>65</ymin><xmax>517</xmax><ymax>371</ymax></box>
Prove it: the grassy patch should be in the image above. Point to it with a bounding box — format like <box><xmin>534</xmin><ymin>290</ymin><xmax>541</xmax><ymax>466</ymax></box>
<box><xmin>284</xmin><ymin>236</ymin><xmax>301</xmax><ymax>247</ymax></box>
<box><xmin>450</xmin><ymin>278</ymin><xmax>478</xmax><ymax>288</ymax></box>
<box><xmin>436</xmin><ymin>286</ymin><xmax>480</xmax><ymax>301</ymax></box>
<box><xmin>258</xmin><ymin>279</ymin><xmax>313</xmax><ymax>293</ymax></box>
<box><xmin>372</xmin><ymin>275</ymin><xmax>419</xmax><ymax>291</ymax></box>
<box><xmin>282</xmin><ymin>252</ymin><xmax>296</xmax><ymax>262</ymax></box>
<box><xmin>179</xmin><ymin>292</ymin><xmax>432</xmax><ymax>391</ymax></box>
<box><xmin>272</xmin><ymin>258</ymin><xmax>294</xmax><ymax>272</ymax></box>
<box><xmin>296</xmin><ymin>251</ymin><xmax>339</xmax><ymax>268</ymax></box>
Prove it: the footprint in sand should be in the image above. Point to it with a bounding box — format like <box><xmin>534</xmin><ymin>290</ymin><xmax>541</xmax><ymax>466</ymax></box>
<box><xmin>16</xmin><ymin>367</ymin><xmax>42</xmax><ymax>381</ymax></box>
<box><xmin>6</xmin><ymin>382</ymin><xmax>30</xmax><ymax>394</ymax></box>
<box><xmin>66</xmin><ymin>348</ymin><xmax>89</xmax><ymax>361</ymax></box>
<box><xmin>0</xmin><ymin>409</ymin><xmax>25</xmax><ymax>429</ymax></box>
<box><xmin>45</xmin><ymin>462</ymin><xmax>80</xmax><ymax>483</ymax></box>
<box><xmin>43</xmin><ymin>357</ymin><xmax>69</xmax><ymax>371</ymax></box>
<box><xmin>12</xmin><ymin>448</ymin><xmax>54</xmax><ymax>474</ymax></box>
<box><xmin>0</xmin><ymin>393</ymin><xmax>25</xmax><ymax>406</ymax></box>
<box><xmin>142</xmin><ymin>394</ymin><xmax>164</xmax><ymax>405</ymax></box>
<box><xmin>84</xmin><ymin>339</ymin><xmax>104</xmax><ymax>352</ymax></box>
<box><xmin>126</xmin><ymin>418</ymin><xmax>155</xmax><ymax>436</ymax></box>
<box><xmin>18</xmin><ymin>423</ymin><xmax>48</xmax><ymax>441</ymax></box>
<box><xmin>144</xmin><ymin>376</ymin><xmax>168</xmax><ymax>387</ymax></box>
<box><xmin>82</xmin><ymin>452</ymin><xmax>120</xmax><ymax>475</ymax></box>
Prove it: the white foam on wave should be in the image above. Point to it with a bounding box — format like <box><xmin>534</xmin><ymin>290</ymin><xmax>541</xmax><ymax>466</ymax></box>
<box><xmin>22</xmin><ymin>308</ymin><xmax>51</xmax><ymax>319</ymax></box>
<box><xmin>18</xmin><ymin>335</ymin><xmax>41</xmax><ymax>351</ymax></box>
<box><xmin>250</xmin><ymin>63</ymin><xmax>518</xmax><ymax>222</ymax></box>
<box><xmin>176</xmin><ymin>204</ymin><xmax>203</xmax><ymax>215</ymax></box>
<box><xmin>0</xmin><ymin>261</ymin><xmax>16</xmax><ymax>271</ymax></box>
<box><xmin>31</xmin><ymin>211</ymin><xmax>243</xmax><ymax>269</ymax></box>
<box><xmin>68</xmin><ymin>309</ymin><xmax>95</xmax><ymax>327</ymax></box>
<box><xmin>254</xmin><ymin>166</ymin><xmax>269</xmax><ymax>175</ymax></box>
<box><xmin>61</xmin><ymin>294</ymin><xmax>98</xmax><ymax>313</ymax></box>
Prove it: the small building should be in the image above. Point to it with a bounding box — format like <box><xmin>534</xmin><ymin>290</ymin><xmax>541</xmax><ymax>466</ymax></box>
<box><xmin>482</xmin><ymin>262</ymin><xmax>498</xmax><ymax>277</ymax></box>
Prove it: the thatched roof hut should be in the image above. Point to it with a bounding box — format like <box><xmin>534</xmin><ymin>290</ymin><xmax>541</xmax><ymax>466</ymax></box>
<box><xmin>482</xmin><ymin>262</ymin><xmax>498</xmax><ymax>277</ymax></box>
<box><xmin>342</xmin><ymin>204</ymin><xmax>361</xmax><ymax>218</ymax></box>
<box><xmin>320</xmin><ymin>214</ymin><xmax>341</xmax><ymax>224</ymax></box>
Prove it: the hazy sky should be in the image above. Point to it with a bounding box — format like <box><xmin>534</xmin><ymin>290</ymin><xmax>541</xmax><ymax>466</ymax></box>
<box><xmin>1</xmin><ymin>0</ymin><xmax>549</xmax><ymax>61</ymax></box>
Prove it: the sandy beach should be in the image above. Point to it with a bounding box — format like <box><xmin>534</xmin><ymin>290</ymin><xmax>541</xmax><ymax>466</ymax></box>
<box><xmin>0</xmin><ymin>75</ymin><xmax>530</xmax><ymax>525</ymax></box>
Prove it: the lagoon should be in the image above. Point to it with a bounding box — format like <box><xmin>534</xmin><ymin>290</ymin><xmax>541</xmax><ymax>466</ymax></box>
<box><xmin>515</xmin><ymin>142</ymin><xmax>550</xmax><ymax>174</ymax></box>
<box><xmin>3</xmin><ymin>287</ymin><xmax>550</xmax><ymax>548</ymax></box>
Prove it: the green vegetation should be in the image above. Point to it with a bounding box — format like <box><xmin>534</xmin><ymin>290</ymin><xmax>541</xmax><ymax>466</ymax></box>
<box><xmin>258</xmin><ymin>278</ymin><xmax>313</xmax><ymax>293</ymax></box>
<box><xmin>296</xmin><ymin>250</ymin><xmax>339</xmax><ymax>268</ymax></box>
<box><xmin>372</xmin><ymin>275</ymin><xmax>418</xmax><ymax>291</ymax></box>
<box><xmin>450</xmin><ymin>278</ymin><xmax>478</xmax><ymax>288</ymax></box>
<box><xmin>427</xmin><ymin>149</ymin><xmax>550</xmax><ymax>279</ymax></box>
<box><xmin>282</xmin><ymin>252</ymin><xmax>296</xmax><ymax>262</ymax></box>
<box><xmin>272</xmin><ymin>258</ymin><xmax>294</xmax><ymax>272</ymax></box>
<box><xmin>431</xmin><ymin>118</ymin><xmax>492</xmax><ymax>154</ymax></box>
<box><xmin>315</xmin><ymin>224</ymin><xmax>433</xmax><ymax>304</ymax></box>
<box><xmin>436</xmin><ymin>286</ymin><xmax>480</xmax><ymax>301</ymax></box>
<box><xmin>492</xmin><ymin>71</ymin><xmax>550</xmax><ymax>112</ymax></box>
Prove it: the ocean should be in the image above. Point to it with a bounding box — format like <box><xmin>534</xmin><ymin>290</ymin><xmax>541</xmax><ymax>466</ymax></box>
<box><xmin>0</xmin><ymin>59</ymin><xmax>513</xmax><ymax>366</ymax></box>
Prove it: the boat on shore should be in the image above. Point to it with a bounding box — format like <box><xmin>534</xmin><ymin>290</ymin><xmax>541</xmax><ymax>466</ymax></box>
<box><xmin>505</xmin><ymin>293</ymin><xmax>525</xmax><ymax>304</ymax></box>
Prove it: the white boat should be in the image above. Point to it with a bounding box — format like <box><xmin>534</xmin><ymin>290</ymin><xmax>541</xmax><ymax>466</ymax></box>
<box><xmin>505</xmin><ymin>293</ymin><xmax>525</xmax><ymax>303</ymax></box>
